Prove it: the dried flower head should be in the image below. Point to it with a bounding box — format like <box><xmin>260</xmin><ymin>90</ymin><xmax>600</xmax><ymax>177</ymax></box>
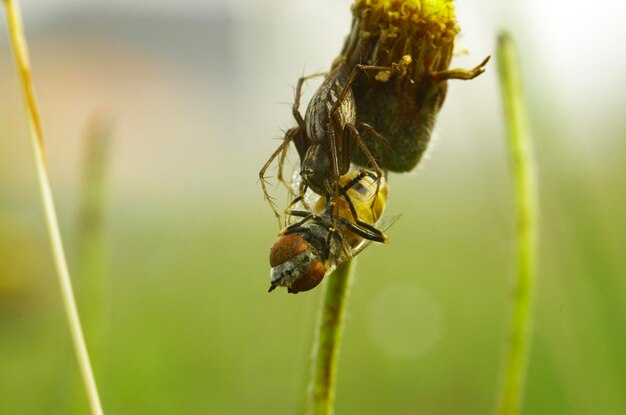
<box><xmin>345</xmin><ymin>0</ymin><xmax>458</xmax><ymax>74</ymax></box>
<box><xmin>335</xmin><ymin>0</ymin><xmax>488</xmax><ymax>172</ymax></box>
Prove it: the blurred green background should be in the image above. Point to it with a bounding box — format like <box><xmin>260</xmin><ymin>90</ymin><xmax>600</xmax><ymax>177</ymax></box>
<box><xmin>1</xmin><ymin>1</ymin><xmax>624</xmax><ymax>414</ymax></box>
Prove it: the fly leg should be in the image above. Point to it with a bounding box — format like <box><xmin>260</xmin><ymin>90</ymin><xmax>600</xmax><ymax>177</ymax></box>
<box><xmin>339</xmin><ymin>218</ymin><xmax>388</xmax><ymax>243</ymax></box>
<box><xmin>279</xmin><ymin>210</ymin><xmax>317</xmax><ymax>236</ymax></box>
<box><xmin>338</xmin><ymin>170</ymin><xmax>388</xmax><ymax>243</ymax></box>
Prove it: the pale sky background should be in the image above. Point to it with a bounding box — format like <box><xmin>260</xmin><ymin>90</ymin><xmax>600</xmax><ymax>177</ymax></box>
<box><xmin>1</xmin><ymin>0</ymin><xmax>624</xmax><ymax>205</ymax></box>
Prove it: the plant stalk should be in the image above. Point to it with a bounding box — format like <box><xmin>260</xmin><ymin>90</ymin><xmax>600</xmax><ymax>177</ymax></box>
<box><xmin>77</xmin><ymin>115</ymin><xmax>112</xmax><ymax>351</ymax></box>
<box><xmin>495</xmin><ymin>32</ymin><xmax>538</xmax><ymax>415</ymax></box>
<box><xmin>2</xmin><ymin>1</ymin><xmax>104</xmax><ymax>414</ymax></box>
<box><xmin>307</xmin><ymin>260</ymin><xmax>356</xmax><ymax>415</ymax></box>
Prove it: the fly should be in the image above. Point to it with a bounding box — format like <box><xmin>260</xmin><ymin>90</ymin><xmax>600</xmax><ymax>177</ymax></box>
<box><xmin>268</xmin><ymin>170</ymin><xmax>389</xmax><ymax>294</ymax></box>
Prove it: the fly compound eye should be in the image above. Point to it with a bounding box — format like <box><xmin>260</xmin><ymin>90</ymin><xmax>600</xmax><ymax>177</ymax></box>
<box><xmin>269</xmin><ymin>234</ymin><xmax>310</xmax><ymax>267</ymax></box>
<box><xmin>288</xmin><ymin>258</ymin><xmax>325</xmax><ymax>294</ymax></box>
<box><xmin>268</xmin><ymin>234</ymin><xmax>326</xmax><ymax>294</ymax></box>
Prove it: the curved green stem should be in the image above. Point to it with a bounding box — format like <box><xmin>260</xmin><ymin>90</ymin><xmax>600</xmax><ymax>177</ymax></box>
<box><xmin>2</xmin><ymin>1</ymin><xmax>104</xmax><ymax>414</ymax></box>
<box><xmin>307</xmin><ymin>259</ymin><xmax>356</xmax><ymax>415</ymax></box>
<box><xmin>495</xmin><ymin>32</ymin><xmax>538</xmax><ymax>415</ymax></box>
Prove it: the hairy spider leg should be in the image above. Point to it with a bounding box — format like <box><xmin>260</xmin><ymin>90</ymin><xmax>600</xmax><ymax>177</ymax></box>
<box><xmin>430</xmin><ymin>55</ymin><xmax>491</xmax><ymax>82</ymax></box>
<box><xmin>343</xmin><ymin>123</ymin><xmax>387</xmax><ymax>210</ymax></box>
<box><xmin>276</xmin><ymin>140</ymin><xmax>294</xmax><ymax>199</ymax></box>
<box><xmin>259</xmin><ymin>127</ymin><xmax>300</xmax><ymax>228</ymax></box>
<box><xmin>260</xmin><ymin>72</ymin><xmax>328</xmax><ymax>227</ymax></box>
<box><xmin>329</xmin><ymin>63</ymin><xmax>396</xmax><ymax>205</ymax></box>
<box><xmin>292</xmin><ymin>72</ymin><xmax>328</xmax><ymax>131</ymax></box>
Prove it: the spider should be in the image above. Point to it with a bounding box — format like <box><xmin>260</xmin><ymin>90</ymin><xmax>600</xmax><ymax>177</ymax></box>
<box><xmin>259</xmin><ymin>62</ymin><xmax>395</xmax><ymax>228</ymax></box>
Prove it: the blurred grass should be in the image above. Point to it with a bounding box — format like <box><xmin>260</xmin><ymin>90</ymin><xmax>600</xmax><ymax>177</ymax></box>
<box><xmin>0</xmin><ymin>165</ymin><xmax>625</xmax><ymax>414</ymax></box>
<box><xmin>61</xmin><ymin>115</ymin><xmax>113</xmax><ymax>414</ymax></box>
<box><xmin>2</xmin><ymin>0</ymin><xmax>102</xmax><ymax>411</ymax></box>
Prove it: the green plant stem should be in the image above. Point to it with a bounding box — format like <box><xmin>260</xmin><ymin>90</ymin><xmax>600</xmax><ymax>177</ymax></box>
<box><xmin>307</xmin><ymin>260</ymin><xmax>356</xmax><ymax>415</ymax></box>
<box><xmin>2</xmin><ymin>1</ymin><xmax>104</xmax><ymax>414</ymax></box>
<box><xmin>77</xmin><ymin>115</ymin><xmax>112</xmax><ymax>350</ymax></box>
<box><xmin>63</xmin><ymin>115</ymin><xmax>112</xmax><ymax>413</ymax></box>
<box><xmin>495</xmin><ymin>32</ymin><xmax>538</xmax><ymax>415</ymax></box>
